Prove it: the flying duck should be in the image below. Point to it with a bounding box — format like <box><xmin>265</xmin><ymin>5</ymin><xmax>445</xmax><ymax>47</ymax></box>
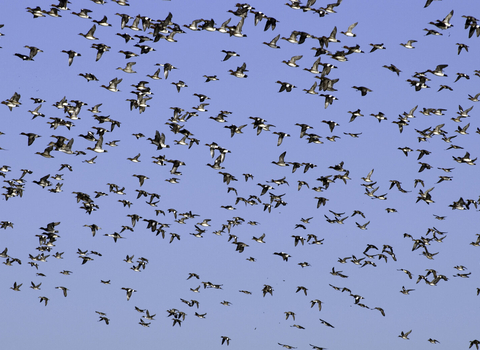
<box><xmin>79</xmin><ymin>25</ymin><xmax>98</xmax><ymax>40</ymax></box>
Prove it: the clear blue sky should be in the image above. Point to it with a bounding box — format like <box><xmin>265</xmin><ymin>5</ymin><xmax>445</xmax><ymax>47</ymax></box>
<box><xmin>1</xmin><ymin>0</ymin><xmax>479</xmax><ymax>349</ymax></box>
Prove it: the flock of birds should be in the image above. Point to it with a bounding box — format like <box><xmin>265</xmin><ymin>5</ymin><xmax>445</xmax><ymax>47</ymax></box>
<box><xmin>1</xmin><ymin>0</ymin><xmax>480</xmax><ymax>349</ymax></box>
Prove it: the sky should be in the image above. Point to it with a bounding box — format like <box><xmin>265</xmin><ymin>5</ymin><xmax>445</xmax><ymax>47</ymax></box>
<box><xmin>1</xmin><ymin>0</ymin><xmax>480</xmax><ymax>349</ymax></box>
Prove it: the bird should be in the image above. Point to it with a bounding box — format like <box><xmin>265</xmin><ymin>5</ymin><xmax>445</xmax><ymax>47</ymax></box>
<box><xmin>229</xmin><ymin>62</ymin><xmax>248</xmax><ymax>78</ymax></box>
<box><xmin>369</xmin><ymin>43</ymin><xmax>386</xmax><ymax>52</ymax></box>
<box><xmin>221</xmin><ymin>336</ymin><xmax>231</xmax><ymax>345</ymax></box>
<box><xmin>229</xmin><ymin>17</ymin><xmax>247</xmax><ymax>37</ymax></box>
<box><xmin>101</xmin><ymin>77</ymin><xmax>122</xmax><ymax>92</ymax></box>
<box><xmin>352</xmin><ymin>86</ymin><xmax>372</xmax><ymax>96</ymax></box>
<box><xmin>470</xmin><ymin>340</ymin><xmax>480</xmax><ymax>349</ymax></box>
<box><xmin>428</xmin><ymin>64</ymin><xmax>448</xmax><ymax>77</ymax></box>
<box><xmin>399</xmin><ymin>330</ymin><xmax>412</xmax><ymax>340</ymax></box>
<box><xmin>20</xmin><ymin>132</ymin><xmax>41</xmax><ymax>145</ymax></box>
<box><xmin>15</xmin><ymin>46</ymin><xmax>43</xmax><ymax>61</ymax></box>
<box><xmin>430</xmin><ymin>10</ymin><xmax>454</xmax><ymax>30</ymax></box>
<box><xmin>319</xmin><ymin>94</ymin><xmax>338</xmax><ymax>108</ymax></box>
<box><xmin>117</xmin><ymin>62</ymin><xmax>137</xmax><ymax>73</ymax></box>
<box><xmin>55</xmin><ymin>286</ymin><xmax>69</xmax><ymax>297</ymax></box>
<box><xmin>400</xmin><ymin>286</ymin><xmax>414</xmax><ymax>295</ymax></box>
<box><xmin>79</xmin><ymin>25</ymin><xmax>98</xmax><ymax>40</ymax></box>
<box><xmin>86</xmin><ymin>135</ymin><xmax>107</xmax><ymax>153</ymax></box>
<box><xmin>400</xmin><ymin>40</ymin><xmax>417</xmax><ymax>49</ymax></box>
<box><xmin>121</xmin><ymin>287</ymin><xmax>136</xmax><ymax>301</ymax></box>
<box><xmin>272</xmin><ymin>152</ymin><xmax>288</xmax><ymax>166</ymax></box>
<box><xmin>282</xmin><ymin>55</ymin><xmax>303</xmax><ymax>67</ymax></box>
<box><xmin>383</xmin><ymin>64</ymin><xmax>401</xmax><ymax>76</ymax></box>
<box><xmin>276</xmin><ymin>81</ymin><xmax>296</xmax><ymax>92</ymax></box>
<box><xmin>263</xmin><ymin>34</ymin><xmax>281</xmax><ymax>48</ymax></box>
<box><xmin>341</xmin><ymin>22</ymin><xmax>358</xmax><ymax>37</ymax></box>
<box><xmin>61</xmin><ymin>50</ymin><xmax>81</xmax><ymax>66</ymax></box>
<box><xmin>10</xmin><ymin>282</ymin><xmax>22</xmax><ymax>291</ymax></box>
<box><xmin>319</xmin><ymin>319</ymin><xmax>334</xmax><ymax>328</ymax></box>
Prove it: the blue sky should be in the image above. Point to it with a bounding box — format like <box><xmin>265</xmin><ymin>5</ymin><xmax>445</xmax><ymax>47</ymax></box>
<box><xmin>1</xmin><ymin>0</ymin><xmax>480</xmax><ymax>349</ymax></box>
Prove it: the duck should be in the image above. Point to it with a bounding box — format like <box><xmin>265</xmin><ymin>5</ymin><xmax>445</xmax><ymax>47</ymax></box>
<box><xmin>352</xmin><ymin>86</ymin><xmax>372</xmax><ymax>96</ymax></box>
<box><xmin>72</xmin><ymin>8</ymin><xmax>92</xmax><ymax>19</ymax></box>
<box><xmin>281</xmin><ymin>30</ymin><xmax>300</xmax><ymax>44</ymax></box>
<box><xmin>86</xmin><ymin>134</ymin><xmax>107</xmax><ymax>153</ymax></box>
<box><xmin>229</xmin><ymin>62</ymin><xmax>248</xmax><ymax>78</ymax></box>
<box><xmin>229</xmin><ymin>17</ymin><xmax>247</xmax><ymax>37</ymax></box>
<box><xmin>319</xmin><ymin>94</ymin><xmax>338</xmax><ymax>108</ymax></box>
<box><xmin>400</xmin><ymin>40</ymin><xmax>417</xmax><ymax>49</ymax></box>
<box><xmin>341</xmin><ymin>22</ymin><xmax>358</xmax><ymax>37</ymax></box>
<box><xmin>172</xmin><ymin>80</ymin><xmax>187</xmax><ymax>92</ymax></box>
<box><xmin>10</xmin><ymin>282</ymin><xmax>22</xmax><ymax>291</ymax></box>
<box><xmin>26</xmin><ymin>6</ymin><xmax>46</xmax><ymax>18</ymax></box>
<box><xmin>427</xmin><ymin>64</ymin><xmax>448</xmax><ymax>77</ymax></box>
<box><xmin>101</xmin><ymin>77</ymin><xmax>122</xmax><ymax>92</ymax></box>
<box><xmin>91</xmin><ymin>43</ymin><xmax>110</xmax><ymax>61</ymax></box>
<box><xmin>282</xmin><ymin>55</ymin><xmax>303</xmax><ymax>67</ymax></box>
<box><xmin>430</xmin><ymin>10</ymin><xmax>454</xmax><ymax>30</ymax></box>
<box><xmin>55</xmin><ymin>286</ymin><xmax>69</xmax><ymax>297</ymax></box>
<box><xmin>303</xmin><ymin>82</ymin><xmax>318</xmax><ymax>95</ymax></box>
<box><xmin>184</xmin><ymin>19</ymin><xmax>203</xmax><ymax>31</ymax></box>
<box><xmin>16</xmin><ymin>46</ymin><xmax>43</xmax><ymax>61</ymax></box>
<box><xmin>221</xmin><ymin>50</ymin><xmax>240</xmax><ymax>61</ymax></box>
<box><xmin>35</xmin><ymin>145</ymin><xmax>54</xmax><ymax>158</ymax></box>
<box><xmin>369</xmin><ymin>43</ymin><xmax>386</xmax><ymax>52</ymax></box>
<box><xmin>121</xmin><ymin>287</ymin><xmax>136</xmax><ymax>301</ymax></box>
<box><xmin>276</xmin><ymin>81</ymin><xmax>296</xmax><ymax>92</ymax></box>
<box><xmin>79</xmin><ymin>25</ymin><xmax>98</xmax><ymax>40</ymax></box>
<box><xmin>272</xmin><ymin>151</ymin><xmax>288</xmax><ymax>166</ymax></box>
<box><xmin>398</xmin><ymin>330</ymin><xmax>412</xmax><ymax>340</ymax></box>
<box><xmin>221</xmin><ymin>336</ymin><xmax>231</xmax><ymax>346</ymax></box>
<box><xmin>79</xmin><ymin>72</ymin><xmax>99</xmax><ymax>82</ymax></box>
<box><xmin>118</xmin><ymin>49</ymin><xmax>138</xmax><ymax>59</ymax></box>
<box><xmin>383</xmin><ymin>64</ymin><xmax>401</xmax><ymax>76</ymax></box>
<box><xmin>200</xmin><ymin>18</ymin><xmax>216</xmax><ymax>31</ymax></box>
<box><xmin>263</xmin><ymin>34</ymin><xmax>281</xmax><ymax>48</ymax></box>
<box><xmin>117</xmin><ymin>62</ymin><xmax>137</xmax><ymax>73</ymax></box>
<box><xmin>61</xmin><ymin>50</ymin><xmax>81</xmax><ymax>66</ymax></box>
<box><xmin>93</xmin><ymin>15</ymin><xmax>111</xmax><ymax>27</ymax></box>
<box><xmin>304</xmin><ymin>58</ymin><xmax>322</xmax><ymax>74</ymax></box>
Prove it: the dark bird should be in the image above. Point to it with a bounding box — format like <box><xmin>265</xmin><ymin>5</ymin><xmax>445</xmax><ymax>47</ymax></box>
<box><xmin>61</xmin><ymin>50</ymin><xmax>81</xmax><ymax>66</ymax></box>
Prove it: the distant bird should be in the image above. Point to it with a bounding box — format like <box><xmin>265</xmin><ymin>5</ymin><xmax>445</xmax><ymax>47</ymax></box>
<box><xmin>282</xmin><ymin>55</ymin><xmax>303</xmax><ymax>67</ymax></box>
<box><xmin>319</xmin><ymin>318</ymin><xmax>334</xmax><ymax>328</ymax></box>
<box><xmin>101</xmin><ymin>77</ymin><xmax>122</xmax><ymax>92</ymax></box>
<box><xmin>369</xmin><ymin>43</ymin><xmax>386</xmax><ymax>52</ymax></box>
<box><xmin>20</xmin><ymin>132</ymin><xmax>41</xmax><ymax>145</ymax></box>
<box><xmin>229</xmin><ymin>62</ymin><xmax>248</xmax><ymax>78</ymax></box>
<box><xmin>400</xmin><ymin>40</ymin><xmax>417</xmax><ymax>49</ymax></box>
<box><xmin>319</xmin><ymin>94</ymin><xmax>338</xmax><ymax>108</ymax></box>
<box><xmin>61</xmin><ymin>50</ymin><xmax>81</xmax><ymax>66</ymax></box>
<box><xmin>264</xmin><ymin>35</ymin><xmax>281</xmax><ymax>49</ymax></box>
<box><xmin>424</xmin><ymin>0</ymin><xmax>441</xmax><ymax>7</ymax></box>
<box><xmin>400</xmin><ymin>286</ymin><xmax>414</xmax><ymax>295</ymax></box>
<box><xmin>10</xmin><ymin>282</ymin><xmax>22</xmax><ymax>291</ymax></box>
<box><xmin>172</xmin><ymin>80</ymin><xmax>188</xmax><ymax>92</ymax></box>
<box><xmin>272</xmin><ymin>151</ymin><xmax>288</xmax><ymax>166</ymax></box>
<box><xmin>277</xmin><ymin>81</ymin><xmax>296</xmax><ymax>92</ymax></box>
<box><xmin>79</xmin><ymin>24</ymin><xmax>98</xmax><ymax>40</ymax></box>
<box><xmin>383</xmin><ymin>64</ymin><xmax>401</xmax><ymax>76</ymax></box>
<box><xmin>121</xmin><ymin>287</ymin><xmax>136</xmax><ymax>301</ymax></box>
<box><xmin>352</xmin><ymin>86</ymin><xmax>372</xmax><ymax>96</ymax></box>
<box><xmin>15</xmin><ymin>46</ymin><xmax>43</xmax><ymax>61</ymax></box>
<box><xmin>117</xmin><ymin>62</ymin><xmax>136</xmax><ymax>73</ymax></box>
<box><xmin>341</xmin><ymin>22</ymin><xmax>358</xmax><ymax>37</ymax></box>
<box><xmin>399</xmin><ymin>330</ymin><xmax>412</xmax><ymax>340</ymax></box>
<box><xmin>430</xmin><ymin>10</ymin><xmax>454</xmax><ymax>30</ymax></box>
<box><xmin>55</xmin><ymin>286</ymin><xmax>69</xmax><ymax>297</ymax></box>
